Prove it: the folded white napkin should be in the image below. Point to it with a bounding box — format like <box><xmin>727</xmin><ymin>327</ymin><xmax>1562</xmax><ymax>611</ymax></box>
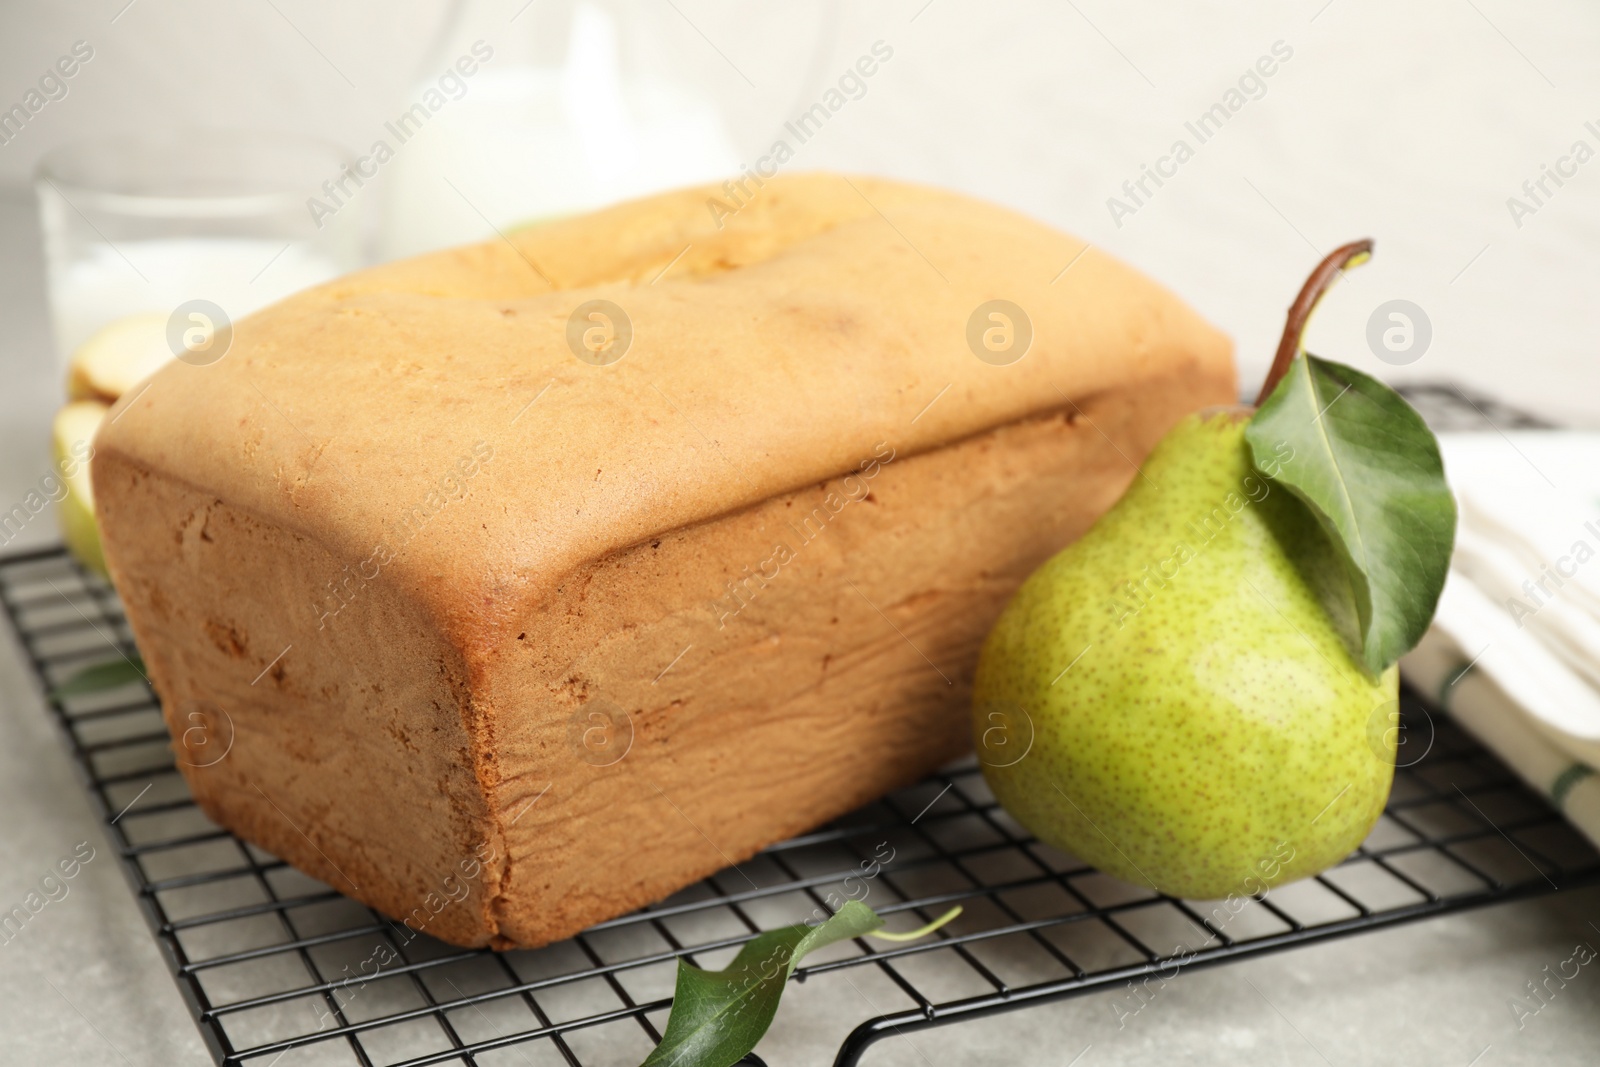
<box><xmin>1401</xmin><ymin>628</ymin><xmax>1600</xmax><ymax>845</ymax></box>
<box><xmin>1399</xmin><ymin>432</ymin><xmax>1600</xmax><ymax>848</ymax></box>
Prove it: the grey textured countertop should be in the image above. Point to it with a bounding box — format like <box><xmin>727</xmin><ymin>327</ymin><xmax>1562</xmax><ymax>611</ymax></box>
<box><xmin>0</xmin><ymin>191</ymin><xmax>212</xmax><ymax>1065</ymax></box>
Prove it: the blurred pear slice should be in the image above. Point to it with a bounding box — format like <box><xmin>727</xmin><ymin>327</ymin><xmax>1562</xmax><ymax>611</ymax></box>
<box><xmin>53</xmin><ymin>400</ymin><xmax>110</xmax><ymax>576</ymax></box>
<box><xmin>67</xmin><ymin>312</ymin><xmax>172</xmax><ymax>403</ymax></box>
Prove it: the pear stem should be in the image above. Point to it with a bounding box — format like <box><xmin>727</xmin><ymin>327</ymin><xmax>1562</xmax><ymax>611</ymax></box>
<box><xmin>1253</xmin><ymin>238</ymin><xmax>1375</xmax><ymax>406</ymax></box>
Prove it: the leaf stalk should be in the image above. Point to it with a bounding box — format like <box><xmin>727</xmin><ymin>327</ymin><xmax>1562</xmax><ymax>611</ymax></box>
<box><xmin>866</xmin><ymin>905</ymin><xmax>963</xmax><ymax>942</ymax></box>
<box><xmin>1254</xmin><ymin>239</ymin><xmax>1374</xmax><ymax>406</ymax></box>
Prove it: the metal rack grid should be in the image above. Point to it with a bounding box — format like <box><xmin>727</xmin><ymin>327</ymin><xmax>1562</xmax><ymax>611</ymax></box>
<box><xmin>0</xmin><ymin>384</ymin><xmax>1589</xmax><ymax>1066</ymax></box>
<box><xmin>6</xmin><ymin>544</ymin><xmax>1600</xmax><ymax>1067</ymax></box>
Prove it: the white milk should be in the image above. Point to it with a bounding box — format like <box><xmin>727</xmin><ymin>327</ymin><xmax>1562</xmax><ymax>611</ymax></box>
<box><xmin>47</xmin><ymin>237</ymin><xmax>343</xmax><ymax>365</ymax></box>
<box><xmin>379</xmin><ymin>2</ymin><xmax>740</xmax><ymax>259</ymax></box>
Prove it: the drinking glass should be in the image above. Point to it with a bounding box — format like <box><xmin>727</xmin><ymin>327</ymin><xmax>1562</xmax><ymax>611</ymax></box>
<box><xmin>35</xmin><ymin>129</ymin><xmax>364</xmax><ymax>386</ymax></box>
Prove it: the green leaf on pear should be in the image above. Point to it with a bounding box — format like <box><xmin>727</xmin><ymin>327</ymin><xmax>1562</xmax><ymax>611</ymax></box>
<box><xmin>1245</xmin><ymin>354</ymin><xmax>1455</xmax><ymax>676</ymax></box>
<box><xmin>640</xmin><ymin>901</ymin><xmax>960</xmax><ymax>1067</ymax></box>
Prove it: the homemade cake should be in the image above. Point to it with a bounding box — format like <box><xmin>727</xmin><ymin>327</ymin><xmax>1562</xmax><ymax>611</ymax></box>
<box><xmin>92</xmin><ymin>174</ymin><xmax>1234</xmax><ymax>948</ymax></box>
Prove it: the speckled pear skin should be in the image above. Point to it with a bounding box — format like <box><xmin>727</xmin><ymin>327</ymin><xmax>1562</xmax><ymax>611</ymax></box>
<box><xmin>974</xmin><ymin>410</ymin><xmax>1397</xmax><ymax>900</ymax></box>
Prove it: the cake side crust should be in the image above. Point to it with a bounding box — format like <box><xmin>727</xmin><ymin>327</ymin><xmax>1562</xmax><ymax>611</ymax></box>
<box><xmin>94</xmin><ymin>449</ymin><xmax>507</xmax><ymax>946</ymax></box>
<box><xmin>478</xmin><ymin>366</ymin><xmax>1229</xmax><ymax>948</ymax></box>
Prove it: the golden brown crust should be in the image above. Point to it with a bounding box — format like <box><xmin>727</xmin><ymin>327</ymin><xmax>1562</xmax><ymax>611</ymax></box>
<box><xmin>97</xmin><ymin>173</ymin><xmax>1230</xmax><ymax>642</ymax></box>
<box><xmin>92</xmin><ymin>174</ymin><xmax>1234</xmax><ymax>947</ymax></box>
<box><xmin>92</xmin><ymin>452</ymin><xmax>504</xmax><ymax>946</ymax></box>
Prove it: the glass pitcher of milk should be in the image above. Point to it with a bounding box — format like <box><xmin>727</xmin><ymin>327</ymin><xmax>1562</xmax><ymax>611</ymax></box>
<box><xmin>377</xmin><ymin>0</ymin><xmax>837</xmax><ymax>260</ymax></box>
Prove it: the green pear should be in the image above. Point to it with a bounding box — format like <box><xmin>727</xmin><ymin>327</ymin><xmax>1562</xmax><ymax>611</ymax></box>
<box><xmin>54</xmin><ymin>400</ymin><xmax>109</xmax><ymax>577</ymax></box>
<box><xmin>972</xmin><ymin>409</ymin><xmax>1396</xmax><ymax>900</ymax></box>
<box><xmin>54</xmin><ymin>313</ymin><xmax>166</xmax><ymax>575</ymax></box>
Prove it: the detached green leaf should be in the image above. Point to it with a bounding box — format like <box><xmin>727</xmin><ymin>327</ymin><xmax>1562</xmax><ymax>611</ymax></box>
<box><xmin>1245</xmin><ymin>355</ymin><xmax>1455</xmax><ymax>676</ymax></box>
<box><xmin>641</xmin><ymin>901</ymin><xmax>960</xmax><ymax>1067</ymax></box>
<box><xmin>52</xmin><ymin>654</ymin><xmax>147</xmax><ymax>697</ymax></box>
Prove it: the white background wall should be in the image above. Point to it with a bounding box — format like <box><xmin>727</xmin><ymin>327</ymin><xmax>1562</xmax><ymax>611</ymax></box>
<box><xmin>1</xmin><ymin>0</ymin><xmax>1598</xmax><ymax>422</ymax></box>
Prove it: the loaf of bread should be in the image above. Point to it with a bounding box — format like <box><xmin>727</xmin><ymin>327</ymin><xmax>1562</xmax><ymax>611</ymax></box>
<box><xmin>93</xmin><ymin>174</ymin><xmax>1233</xmax><ymax>948</ymax></box>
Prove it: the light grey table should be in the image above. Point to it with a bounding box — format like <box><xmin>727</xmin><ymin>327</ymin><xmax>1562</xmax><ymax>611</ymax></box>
<box><xmin>3</xmin><ymin>186</ymin><xmax>1600</xmax><ymax>1067</ymax></box>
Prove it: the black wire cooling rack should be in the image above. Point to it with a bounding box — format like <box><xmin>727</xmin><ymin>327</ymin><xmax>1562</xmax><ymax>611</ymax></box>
<box><xmin>8</xmin><ymin>547</ymin><xmax>1600</xmax><ymax>1067</ymax></box>
<box><xmin>0</xmin><ymin>384</ymin><xmax>1589</xmax><ymax>1067</ymax></box>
